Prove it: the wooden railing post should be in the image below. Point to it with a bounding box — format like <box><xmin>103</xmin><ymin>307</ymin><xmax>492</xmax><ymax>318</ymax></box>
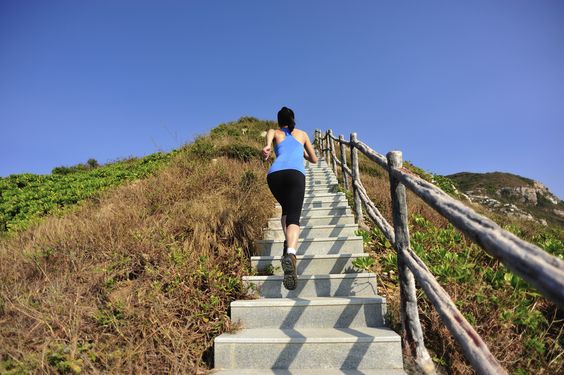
<box><xmin>328</xmin><ymin>129</ymin><xmax>337</xmax><ymax>174</ymax></box>
<box><xmin>322</xmin><ymin>131</ymin><xmax>327</xmax><ymax>159</ymax></box>
<box><xmin>387</xmin><ymin>150</ymin><xmax>436</xmax><ymax>375</ymax></box>
<box><xmin>318</xmin><ymin>131</ymin><xmax>323</xmax><ymax>159</ymax></box>
<box><xmin>350</xmin><ymin>133</ymin><xmax>364</xmax><ymax>227</ymax></box>
<box><xmin>339</xmin><ymin>135</ymin><xmax>349</xmax><ymax>190</ymax></box>
<box><xmin>324</xmin><ymin>131</ymin><xmax>330</xmax><ymax>162</ymax></box>
<box><xmin>314</xmin><ymin>129</ymin><xmax>320</xmax><ymax>155</ymax></box>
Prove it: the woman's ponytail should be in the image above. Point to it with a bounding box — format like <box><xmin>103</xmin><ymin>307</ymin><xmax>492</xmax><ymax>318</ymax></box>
<box><xmin>278</xmin><ymin>106</ymin><xmax>296</xmax><ymax>133</ymax></box>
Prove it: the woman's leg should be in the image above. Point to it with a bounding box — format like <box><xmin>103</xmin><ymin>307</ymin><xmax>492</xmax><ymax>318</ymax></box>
<box><xmin>284</xmin><ymin>170</ymin><xmax>306</xmax><ymax>253</ymax></box>
<box><xmin>286</xmin><ymin>223</ymin><xmax>299</xmax><ymax>250</ymax></box>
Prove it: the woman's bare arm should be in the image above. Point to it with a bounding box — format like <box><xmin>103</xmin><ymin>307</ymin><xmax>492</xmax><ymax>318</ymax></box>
<box><xmin>303</xmin><ymin>134</ymin><xmax>318</xmax><ymax>163</ymax></box>
<box><xmin>262</xmin><ymin>129</ymin><xmax>275</xmax><ymax>160</ymax></box>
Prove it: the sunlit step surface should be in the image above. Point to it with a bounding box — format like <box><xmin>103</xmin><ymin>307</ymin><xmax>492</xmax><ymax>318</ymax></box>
<box><xmin>268</xmin><ymin>215</ymin><xmax>355</xmax><ymax>228</ymax></box>
<box><xmin>256</xmin><ymin>236</ymin><xmax>363</xmax><ymax>256</ymax></box>
<box><xmin>214</xmin><ymin>327</ymin><xmax>403</xmax><ymax>370</ymax></box>
<box><xmin>243</xmin><ymin>273</ymin><xmax>377</xmax><ymax>298</ymax></box>
<box><xmin>230</xmin><ymin>296</ymin><xmax>387</xmax><ymax>329</ymax></box>
<box><xmin>252</xmin><ymin>253</ymin><xmax>365</xmax><ymax>275</ymax></box>
<box><xmin>264</xmin><ymin>224</ymin><xmax>358</xmax><ymax>240</ymax></box>
<box><xmin>213</xmin><ymin>367</ymin><xmax>406</xmax><ymax>374</ymax></box>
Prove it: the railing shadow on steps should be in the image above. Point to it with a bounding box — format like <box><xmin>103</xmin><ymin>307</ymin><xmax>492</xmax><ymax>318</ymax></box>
<box><xmin>314</xmin><ymin>128</ymin><xmax>564</xmax><ymax>375</ymax></box>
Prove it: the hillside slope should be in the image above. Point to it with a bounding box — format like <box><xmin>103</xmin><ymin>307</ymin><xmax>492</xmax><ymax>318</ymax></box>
<box><xmin>0</xmin><ymin>152</ymin><xmax>174</xmax><ymax>234</ymax></box>
<box><xmin>345</xmin><ymin>151</ymin><xmax>563</xmax><ymax>375</ymax></box>
<box><xmin>2</xmin><ymin>119</ymin><xmax>561</xmax><ymax>374</ymax></box>
<box><xmin>0</xmin><ymin>118</ymin><xmax>276</xmax><ymax>374</ymax></box>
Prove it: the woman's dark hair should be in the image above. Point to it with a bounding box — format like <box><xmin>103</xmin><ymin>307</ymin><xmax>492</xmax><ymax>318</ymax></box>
<box><xmin>277</xmin><ymin>106</ymin><xmax>295</xmax><ymax>133</ymax></box>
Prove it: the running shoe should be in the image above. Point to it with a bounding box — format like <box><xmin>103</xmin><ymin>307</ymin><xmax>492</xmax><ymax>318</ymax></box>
<box><xmin>281</xmin><ymin>253</ymin><xmax>297</xmax><ymax>290</ymax></box>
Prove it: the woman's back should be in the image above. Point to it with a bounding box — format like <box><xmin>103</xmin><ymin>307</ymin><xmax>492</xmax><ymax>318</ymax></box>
<box><xmin>268</xmin><ymin>128</ymin><xmax>305</xmax><ymax>175</ymax></box>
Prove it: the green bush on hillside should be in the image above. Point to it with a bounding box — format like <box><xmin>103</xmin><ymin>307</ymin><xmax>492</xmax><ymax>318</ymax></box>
<box><xmin>0</xmin><ymin>151</ymin><xmax>175</xmax><ymax>234</ymax></box>
<box><xmin>211</xmin><ymin>117</ymin><xmax>275</xmax><ymax>141</ymax></box>
<box><xmin>219</xmin><ymin>144</ymin><xmax>261</xmax><ymax>162</ymax></box>
<box><xmin>52</xmin><ymin>158</ymin><xmax>100</xmax><ymax>175</ymax></box>
<box><xmin>188</xmin><ymin>137</ymin><xmax>217</xmax><ymax>159</ymax></box>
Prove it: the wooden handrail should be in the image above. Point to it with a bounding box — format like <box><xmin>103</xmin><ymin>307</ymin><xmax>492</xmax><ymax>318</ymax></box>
<box><xmin>314</xmin><ymin>128</ymin><xmax>564</xmax><ymax>375</ymax></box>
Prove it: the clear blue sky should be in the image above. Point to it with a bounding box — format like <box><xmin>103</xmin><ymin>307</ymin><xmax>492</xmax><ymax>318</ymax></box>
<box><xmin>1</xmin><ymin>1</ymin><xmax>563</xmax><ymax>198</ymax></box>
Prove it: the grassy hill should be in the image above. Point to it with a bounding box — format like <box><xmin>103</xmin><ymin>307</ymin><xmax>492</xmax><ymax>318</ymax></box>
<box><xmin>447</xmin><ymin>171</ymin><xmax>535</xmax><ymax>192</ymax></box>
<box><xmin>0</xmin><ymin>152</ymin><xmax>175</xmax><ymax>234</ymax></box>
<box><xmin>0</xmin><ymin>117</ymin><xmax>276</xmax><ymax>374</ymax></box>
<box><xmin>1</xmin><ymin>118</ymin><xmax>562</xmax><ymax>374</ymax></box>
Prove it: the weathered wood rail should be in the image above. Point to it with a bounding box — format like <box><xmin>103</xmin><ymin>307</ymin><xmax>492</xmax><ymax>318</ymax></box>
<box><xmin>314</xmin><ymin>129</ymin><xmax>564</xmax><ymax>375</ymax></box>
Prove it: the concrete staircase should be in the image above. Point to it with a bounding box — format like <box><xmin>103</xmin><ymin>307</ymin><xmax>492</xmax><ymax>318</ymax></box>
<box><xmin>213</xmin><ymin>158</ymin><xmax>406</xmax><ymax>374</ymax></box>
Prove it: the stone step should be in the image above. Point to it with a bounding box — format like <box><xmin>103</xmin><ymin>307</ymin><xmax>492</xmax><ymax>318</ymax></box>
<box><xmin>303</xmin><ymin>185</ymin><xmax>339</xmax><ymax>192</ymax></box>
<box><xmin>213</xmin><ymin>369</ymin><xmax>406</xmax><ymax>375</ymax></box>
<box><xmin>274</xmin><ymin>207</ymin><xmax>352</xmax><ymax>219</ymax></box>
<box><xmin>214</xmin><ymin>326</ymin><xmax>403</xmax><ymax>370</ymax></box>
<box><xmin>276</xmin><ymin>197</ymin><xmax>346</xmax><ymax>207</ymax></box>
<box><xmin>304</xmin><ymin>169</ymin><xmax>333</xmax><ymax>174</ymax></box>
<box><xmin>301</xmin><ymin>194</ymin><xmax>348</xmax><ymax>204</ymax></box>
<box><xmin>305</xmin><ymin>171</ymin><xmax>332</xmax><ymax>175</ymax></box>
<box><xmin>303</xmin><ymin>187</ymin><xmax>339</xmax><ymax>194</ymax></box>
<box><xmin>268</xmin><ymin>215</ymin><xmax>355</xmax><ymax>227</ymax></box>
<box><xmin>304</xmin><ymin>170</ymin><xmax>333</xmax><ymax>175</ymax></box>
<box><xmin>305</xmin><ymin>181</ymin><xmax>339</xmax><ymax>188</ymax></box>
<box><xmin>230</xmin><ymin>297</ymin><xmax>387</xmax><ymax>329</ymax></box>
<box><xmin>305</xmin><ymin>181</ymin><xmax>338</xmax><ymax>187</ymax></box>
<box><xmin>252</xmin><ymin>253</ymin><xmax>365</xmax><ymax>275</ymax></box>
<box><xmin>305</xmin><ymin>172</ymin><xmax>336</xmax><ymax>178</ymax></box>
<box><xmin>277</xmin><ymin>207</ymin><xmax>351</xmax><ymax>218</ymax></box>
<box><xmin>243</xmin><ymin>272</ymin><xmax>377</xmax><ymax>298</ymax></box>
<box><xmin>305</xmin><ymin>162</ymin><xmax>330</xmax><ymax>168</ymax></box>
<box><xmin>305</xmin><ymin>167</ymin><xmax>333</xmax><ymax>171</ymax></box>
<box><xmin>256</xmin><ymin>236</ymin><xmax>363</xmax><ymax>256</ymax></box>
<box><xmin>275</xmin><ymin>200</ymin><xmax>348</xmax><ymax>212</ymax></box>
<box><xmin>301</xmin><ymin>192</ymin><xmax>346</xmax><ymax>200</ymax></box>
<box><xmin>263</xmin><ymin>224</ymin><xmax>358</xmax><ymax>240</ymax></box>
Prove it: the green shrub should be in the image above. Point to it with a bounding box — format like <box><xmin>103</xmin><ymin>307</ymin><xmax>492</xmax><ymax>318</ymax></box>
<box><xmin>352</xmin><ymin>256</ymin><xmax>375</xmax><ymax>271</ymax></box>
<box><xmin>219</xmin><ymin>144</ymin><xmax>260</xmax><ymax>162</ymax></box>
<box><xmin>0</xmin><ymin>152</ymin><xmax>173</xmax><ymax>233</ymax></box>
<box><xmin>188</xmin><ymin>137</ymin><xmax>216</xmax><ymax>159</ymax></box>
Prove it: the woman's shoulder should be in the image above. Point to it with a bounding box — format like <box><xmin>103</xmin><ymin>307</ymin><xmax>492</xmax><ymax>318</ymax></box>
<box><xmin>293</xmin><ymin>128</ymin><xmax>310</xmax><ymax>139</ymax></box>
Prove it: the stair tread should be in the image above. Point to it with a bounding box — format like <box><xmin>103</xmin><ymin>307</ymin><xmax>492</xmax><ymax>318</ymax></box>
<box><xmin>294</xmin><ymin>207</ymin><xmax>350</xmax><ymax>211</ymax></box>
<box><xmin>232</xmin><ymin>296</ymin><xmax>386</xmax><ymax>307</ymax></box>
<box><xmin>269</xmin><ymin>214</ymin><xmax>354</xmax><ymax>221</ymax></box>
<box><xmin>213</xmin><ymin>369</ymin><xmax>406</xmax><ymax>374</ymax></box>
<box><xmin>252</xmin><ymin>253</ymin><xmax>365</xmax><ymax>260</ymax></box>
<box><xmin>257</xmin><ymin>236</ymin><xmax>361</xmax><ymax>243</ymax></box>
<box><xmin>215</xmin><ymin>326</ymin><xmax>401</xmax><ymax>343</ymax></box>
<box><xmin>265</xmin><ymin>224</ymin><xmax>357</xmax><ymax>230</ymax></box>
<box><xmin>243</xmin><ymin>273</ymin><xmax>375</xmax><ymax>281</ymax></box>
<box><xmin>214</xmin><ymin>369</ymin><xmax>405</xmax><ymax>374</ymax></box>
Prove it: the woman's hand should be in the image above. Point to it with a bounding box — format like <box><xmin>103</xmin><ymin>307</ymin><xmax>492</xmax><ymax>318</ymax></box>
<box><xmin>263</xmin><ymin>129</ymin><xmax>275</xmax><ymax>160</ymax></box>
<box><xmin>262</xmin><ymin>146</ymin><xmax>271</xmax><ymax>160</ymax></box>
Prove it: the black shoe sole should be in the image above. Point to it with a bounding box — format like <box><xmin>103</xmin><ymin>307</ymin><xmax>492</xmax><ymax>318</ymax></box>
<box><xmin>281</xmin><ymin>255</ymin><xmax>297</xmax><ymax>290</ymax></box>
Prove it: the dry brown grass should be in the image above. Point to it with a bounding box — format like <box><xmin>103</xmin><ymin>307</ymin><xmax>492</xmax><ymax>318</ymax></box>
<box><xmin>0</xmin><ymin>144</ymin><xmax>274</xmax><ymax>373</ymax></box>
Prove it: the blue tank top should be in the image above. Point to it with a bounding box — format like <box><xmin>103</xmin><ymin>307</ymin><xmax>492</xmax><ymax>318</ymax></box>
<box><xmin>268</xmin><ymin>128</ymin><xmax>305</xmax><ymax>175</ymax></box>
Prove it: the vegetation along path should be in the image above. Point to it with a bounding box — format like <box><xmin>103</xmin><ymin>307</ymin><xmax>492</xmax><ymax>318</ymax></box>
<box><xmin>212</xmin><ymin>155</ymin><xmax>407</xmax><ymax>374</ymax></box>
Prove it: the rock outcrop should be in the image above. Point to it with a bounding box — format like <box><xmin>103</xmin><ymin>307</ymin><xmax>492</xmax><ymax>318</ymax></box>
<box><xmin>447</xmin><ymin>172</ymin><xmax>562</xmax><ymax>227</ymax></box>
<box><xmin>496</xmin><ymin>181</ymin><xmax>560</xmax><ymax>206</ymax></box>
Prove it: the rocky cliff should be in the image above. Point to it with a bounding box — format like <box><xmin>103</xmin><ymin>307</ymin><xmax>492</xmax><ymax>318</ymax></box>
<box><xmin>447</xmin><ymin>172</ymin><xmax>563</xmax><ymax>227</ymax></box>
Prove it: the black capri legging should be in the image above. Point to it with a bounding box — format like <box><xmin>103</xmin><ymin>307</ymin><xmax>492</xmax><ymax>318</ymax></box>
<box><xmin>267</xmin><ymin>169</ymin><xmax>306</xmax><ymax>226</ymax></box>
